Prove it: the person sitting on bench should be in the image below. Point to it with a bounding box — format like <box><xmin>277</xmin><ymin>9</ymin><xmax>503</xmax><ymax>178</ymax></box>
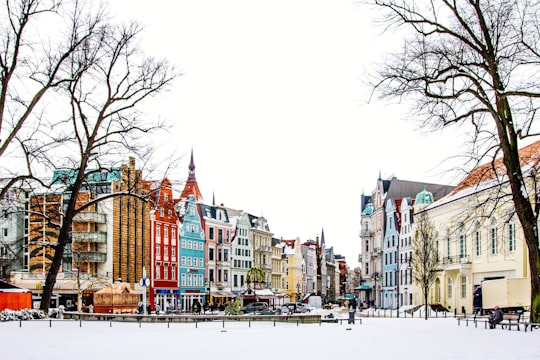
<box><xmin>489</xmin><ymin>305</ymin><xmax>503</xmax><ymax>329</ymax></box>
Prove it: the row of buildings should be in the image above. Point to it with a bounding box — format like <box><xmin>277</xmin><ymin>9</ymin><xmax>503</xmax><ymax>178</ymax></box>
<box><xmin>359</xmin><ymin>141</ymin><xmax>538</xmax><ymax>313</ymax></box>
<box><xmin>0</xmin><ymin>152</ymin><xmax>351</xmax><ymax>313</ymax></box>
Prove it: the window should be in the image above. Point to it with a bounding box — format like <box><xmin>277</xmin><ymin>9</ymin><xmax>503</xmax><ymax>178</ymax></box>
<box><xmin>365</xmin><ymin>240</ymin><xmax>369</xmax><ymax>252</ymax></box>
<box><xmin>156</xmin><ymin>244</ymin><xmax>161</xmax><ymax>258</ymax></box>
<box><xmin>2</xmin><ymin>228</ymin><xmax>7</xmax><ymax>237</ymax></box>
<box><xmin>446</xmin><ymin>238</ymin><xmax>451</xmax><ymax>258</ymax></box>
<box><xmin>172</xmin><ymin>267</ymin><xmax>176</xmax><ymax>280</ymax></box>
<box><xmin>171</xmin><ymin>246</ymin><xmax>176</xmax><ymax>260</ymax></box>
<box><xmin>181</xmin><ymin>256</ymin><xmax>186</xmax><ymax>266</ymax></box>
<box><xmin>181</xmin><ymin>240</ymin><xmax>186</xmax><ymax>248</ymax></box>
<box><xmin>218</xmin><ymin>229</ymin><xmax>223</xmax><ymax>244</ymax></box>
<box><xmin>508</xmin><ymin>223</ymin><xmax>516</xmax><ymax>252</ymax></box>
<box><xmin>164</xmin><ymin>227</ymin><xmax>169</xmax><ymax>242</ymax></box>
<box><xmin>164</xmin><ymin>245</ymin><xmax>168</xmax><ymax>260</ymax></box>
<box><xmin>209</xmin><ymin>227</ymin><xmax>214</xmax><ymax>240</ymax></box>
<box><xmin>208</xmin><ymin>248</ymin><xmax>214</xmax><ymax>261</ymax></box>
<box><xmin>224</xmin><ymin>249</ymin><xmax>229</xmax><ymax>262</ymax></box>
<box><xmin>475</xmin><ymin>231</ymin><xmax>481</xmax><ymax>256</ymax></box>
<box><xmin>188</xmin><ymin>241</ymin><xmax>192</xmax><ymax>249</ymax></box>
<box><xmin>459</xmin><ymin>235</ymin><xmax>466</xmax><ymax>258</ymax></box>
<box><xmin>155</xmin><ymin>265</ymin><xmax>160</xmax><ymax>279</ymax></box>
<box><xmin>209</xmin><ymin>269</ymin><xmax>214</xmax><ymax>282</ymax></box>
<box><xmin>187</xmin><ymin>257</ymin><xmax>192</xmax><ymax>266</ymax></box>
<box><xmin>490</xmin><ymin>228</ymin><xmax>498</xmax><ymax>255</ymax></box>
<box><xmin>181</xmin><ymin>273</ymin><xmax>186</xmax><ymax>286</ymax></box>
<box><xmin>224</xmin><ymin>270</ymin><xmax>228</xmax><ymax>282</ymax></box>
<box><xmin>156</xmin><ymin>224</ymin><xmax>161</xmax><ymax>241</ymax></box>
<box><xmin>189</xmin><ymin>206</ymin><xmax>195</xmax><ymax>216</ymax></box>
<box><xmin>435</xmin><ymin>240</ymin><xmax>439</xmax><ymax>262</ymax></box>
<box><xmin>365</xmin><ymin>262</ymin><xmax>369</xmax><ymax>275</ymax></box>
<box><xmin>160</xmin><ymin>208</ymin><xmax>164</xmax><ymax>217</ymax></box>
<box><xmin>447</xmin><ymin>277</ymin><xmax>453</xmax><ymax>298</ymax></box>
<box><xmin>164</xmin><ymin>265</ymin><xmax>168</xmax><ymax>280</ymax></box>
<box><xmin>460</xmin><ymin>276</ymin><xmax>466</xmax><ymax>298</ymax></box>
<box><xmin>168</xmin><ymin>209</ymin><xmax>172</xmax><ymax>218</ymax></box>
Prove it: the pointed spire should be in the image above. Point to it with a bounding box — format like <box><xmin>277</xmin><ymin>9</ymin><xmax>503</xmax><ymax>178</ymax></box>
<box><xmin>187</xmin><ymin>147</ymin><xmax>196</xmax><ymax>182</ymax></box>
<box><xmin>212</xmin><ymin>191</ymin><xmax>215</xmax><ymax>206</ymax></box>
<box><xmin>378</xmin><ymin>170</ymin><xmax>382</xmax><ymax>180</ymax></box>
<box><xmin>320</xmin><ymin>228</ymin><xmax>325</xmax><ymax>248</ymax></box>
<box><xmin>180</xmin><ymin>148</ymin><xmax>204</xmax><ymax>202</ymax></box>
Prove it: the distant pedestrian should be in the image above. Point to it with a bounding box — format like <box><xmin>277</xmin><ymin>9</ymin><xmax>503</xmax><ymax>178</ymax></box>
<box><xmin>193</xmin><ymin>299</ymin><xmax>202</xmax><ymax>314</ymax></box>
<box><xmin>88</xmin><ymin>304</ymin><xmax>94</xmax><ymax>313</ymax></box>
<box><xmin>348</xmin><ymin>299</ymin><xmax>357</xmax><ymax>324</ymax></box>
<box><xmin>488</xmin><ymin>305</ymin><xmax>503</xmax><ymax>329</ymax></box>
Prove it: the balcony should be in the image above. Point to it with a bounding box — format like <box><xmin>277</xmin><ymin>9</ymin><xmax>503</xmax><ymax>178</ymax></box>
<box><xmin>359</xmin><ymin>229</ymin><xmax>372</xmax><ymax>237</ymax></box>
<box><xmin>441</xmin><ymin>255</ymin><xmax>471</xmax><ymax>270</ymax></box>
<box><xmin>72</xmin><ymin>231</ymin><xmax>107</xmax><ymax>243</ymax></box>
<box><xmin>73</xmin><ymin>211</ymin><xmax>106</xmax><ymax>223</ymax></box>
<box><xmin>64</xmin><ymin>250</ymin><xmax>107</xmax><ymax>263</ymax></box>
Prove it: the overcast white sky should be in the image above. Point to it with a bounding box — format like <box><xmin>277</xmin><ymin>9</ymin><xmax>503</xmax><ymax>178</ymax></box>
<box><xmin>107</xmin><ymin>0</ymin><xmax>465</xmax><ymax>266</ymax></box>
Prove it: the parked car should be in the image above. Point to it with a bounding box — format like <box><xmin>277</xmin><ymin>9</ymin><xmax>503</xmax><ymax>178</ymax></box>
<box><xmin>282</xmin><ymin>302</ymin><xmax>311</xmax><ymax>313</ymax></box>
<box><xmin>239</xmin><ymin>302</ymin><xmax>268</xmax><ymax>314</ymax></box>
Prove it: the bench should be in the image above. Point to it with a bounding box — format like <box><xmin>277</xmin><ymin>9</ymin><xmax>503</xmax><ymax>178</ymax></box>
<box><xmin>524</xmin><ymin>322</ymin><xmax>540</xmax><ymax>332</ymax></box>
<box><xmin>497</xmin><ymin>313</ymin><xmax>521</xmax><ymax>331</ymax></box>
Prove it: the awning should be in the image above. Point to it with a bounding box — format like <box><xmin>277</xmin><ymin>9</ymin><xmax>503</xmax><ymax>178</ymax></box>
<box><xmin>211</xmin><ymin>291</ymin><xmax>236</xmax><ymax>298</ymax></box>
<box><xmin>299</xmin><ymin>292</ymin><xmax>313</xmax><ymax>302</ymax></box>
<box><xmin>354</xmin><ymin>285</ymin><xmax>372</xmax><ymax>290</ymax></box>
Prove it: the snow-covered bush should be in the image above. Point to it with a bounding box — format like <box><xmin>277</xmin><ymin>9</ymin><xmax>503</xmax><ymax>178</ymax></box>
<box><xmin>0</xmin><ymin>308</ymin><xmax>47</xmax><ymax>321</ymax></box>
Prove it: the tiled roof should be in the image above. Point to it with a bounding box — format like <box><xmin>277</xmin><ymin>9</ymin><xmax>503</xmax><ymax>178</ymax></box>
<box><xmin>449</xmin><ymin>140</ymin><xmax>540</xmax><ymax>195</ymax></box>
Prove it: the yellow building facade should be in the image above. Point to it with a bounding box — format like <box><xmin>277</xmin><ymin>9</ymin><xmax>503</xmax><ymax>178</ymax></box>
<box><xmin>412</xmin><ymin>145</ymin><xmax>536</xmax><ymax>314</ymax></box>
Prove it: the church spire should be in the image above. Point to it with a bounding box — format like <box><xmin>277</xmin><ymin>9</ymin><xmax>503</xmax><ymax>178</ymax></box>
<box><xmin>180</xmin><ymin>148</ymin><xmax>204</xmax><ymax>202</ymax></box>
<box><xmin>187</xmin><ymin>148</ymin><xmax>196</xmax><ymax>182</ymax></box>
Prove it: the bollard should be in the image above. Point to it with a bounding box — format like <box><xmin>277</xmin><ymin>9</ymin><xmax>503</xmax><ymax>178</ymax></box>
<box><xmin>249</xmin><ymin>320</ymin><xmax>251</xmax><ymax>328</ymax></box>
<box><xmin>168</xmin><ymin>321</ymin><xmax>170</xmax><ymax>328</ymax></box>
<box><xmin>110</xmin><ymin>319</ymin><xmax>112</xmax><ymax>327</ymax></box>
<box><xmin>19</xmin><ymin>319</ymin><xmax>22</xmax><ymax>328</ymax></box>
<box><xmin>80</xmin><ymin>319</ymin><xmax>82</xmax><ymax>327</ymax></box>
<box><xmin>222</xmin><ymin>320</ymin><xmax>225</xmax><ymax>328</ymax></box>
<box><xmin>195</xmin><ymin>320</ymin><xmax>198</xmax><ymax>328</ymax></box>
<box><xmin>49</xmin><ymin>319</ymin><xmax>52</xmax><ymax>328</ymax></box>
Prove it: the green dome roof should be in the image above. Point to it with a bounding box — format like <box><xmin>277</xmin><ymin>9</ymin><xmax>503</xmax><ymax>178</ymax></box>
<box><xmin>362</xmin><ymin>202</ymin><xmax>373</xmax><ymax>215</ymax></box>
<box><xmin>415</xmin><ymin>187</ymin><xmax>434</xmax><ymax>205</ymax></box>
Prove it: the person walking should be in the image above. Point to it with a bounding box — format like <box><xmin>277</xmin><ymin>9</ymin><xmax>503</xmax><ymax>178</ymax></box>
<box><xmin>348</xmin><ymin>299</ymin><xmax>357</xmax><ymax>324</ymax></box>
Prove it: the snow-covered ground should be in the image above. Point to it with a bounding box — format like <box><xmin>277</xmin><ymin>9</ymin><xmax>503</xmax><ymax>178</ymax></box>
<box><xmin>1</xmin><ymin>310</ymin><xmax>539</xmax><ymax>360</ymax></box>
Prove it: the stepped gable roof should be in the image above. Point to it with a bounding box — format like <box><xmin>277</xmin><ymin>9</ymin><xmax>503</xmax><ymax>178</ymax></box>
<box><xmin>449</xmin><ymin>140</ymin><xmax>540</xmax><ymax>195</ymax></box>
<box><xmin>385</xmin><ymin>177</ymin><xmax>454</xmax><ymax>201</ymax></box>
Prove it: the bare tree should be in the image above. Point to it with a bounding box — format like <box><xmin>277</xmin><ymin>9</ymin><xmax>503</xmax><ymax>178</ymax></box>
<box><xmin>412</xmin><ymin>211</ymin><xmax>439</xmax><ymax>320</ymax></box>
<box><xmin>0</xmin><ymin>0</ymin><xmax>105</xmax><ymax>196</ymax></box>
<box><xmin>0</xmin><ymin>0</ymin><xmax>176</xmax><ymax>311</ymax></box>
<box><xmin>368</xmin><ymin>0</ymin><xmax>540</xmax><ymax>322</ymax></box>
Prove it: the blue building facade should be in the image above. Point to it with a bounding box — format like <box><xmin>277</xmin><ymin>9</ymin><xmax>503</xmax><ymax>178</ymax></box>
<box><xmin>178</xmin><ymin>195</ymin><xmax>206</xmax><ymax>312</ymax></box>
<box><xmin>382</xmin><ymin>198</ymin><xmax>400</xmax><ymax>309</ymax></box>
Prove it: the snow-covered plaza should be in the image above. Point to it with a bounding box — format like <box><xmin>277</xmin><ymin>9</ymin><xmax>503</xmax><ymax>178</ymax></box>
<box><xmin>1</xmin><ymin>314</ymin><xmax>539</xmax><ymax>360</ymax></box>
